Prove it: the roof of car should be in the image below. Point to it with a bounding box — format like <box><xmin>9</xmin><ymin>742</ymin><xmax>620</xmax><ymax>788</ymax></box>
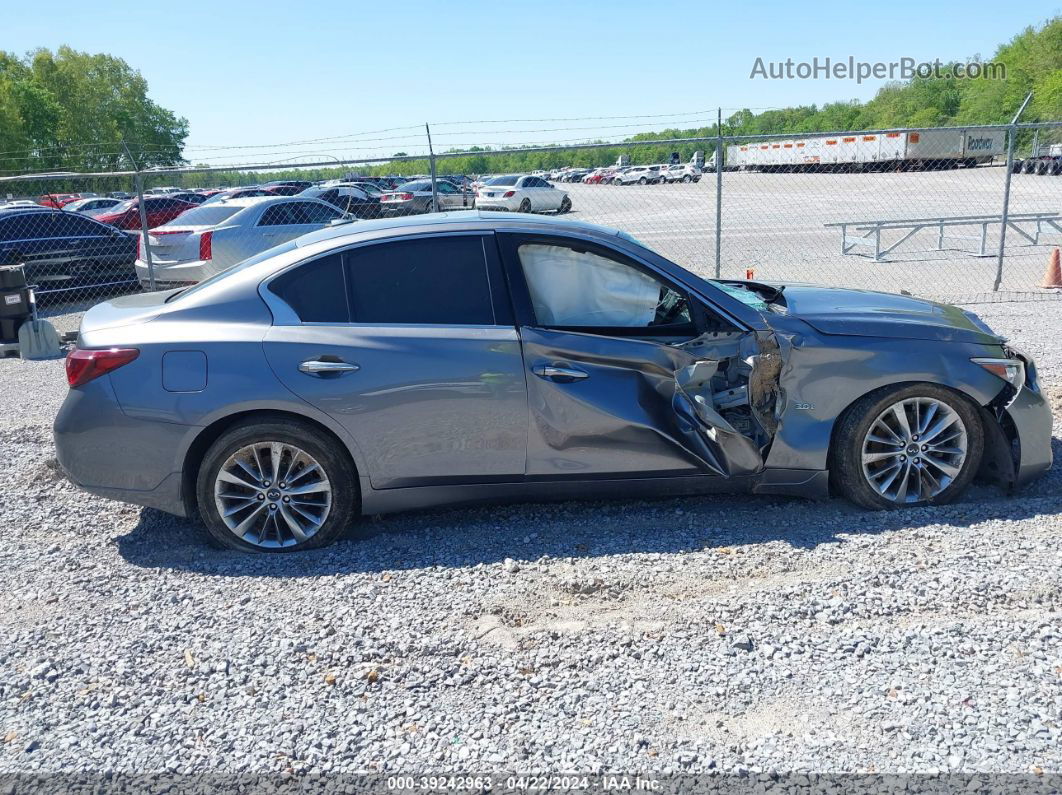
<box><xmin>295</xmin><ymin>210</ymin><xmax>622</xmax><ymax>249</ymax></box>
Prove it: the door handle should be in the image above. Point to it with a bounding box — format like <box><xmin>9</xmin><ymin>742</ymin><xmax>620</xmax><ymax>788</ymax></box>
<box><xmin>298</xmin><ymin>359</ymin><xmax>359</xmax><ymax>376</ymax></box>
<box><xmin>532</xmin><ymin>364</ymin><xmax>588</xmax><ymax>382</ymax></box>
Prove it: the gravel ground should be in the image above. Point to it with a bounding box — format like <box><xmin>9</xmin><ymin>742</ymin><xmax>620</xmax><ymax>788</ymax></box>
<box><xmin>0</xmin><ymin>301</ymin><xmax>1059</xmax><ymax>783</ymax></box>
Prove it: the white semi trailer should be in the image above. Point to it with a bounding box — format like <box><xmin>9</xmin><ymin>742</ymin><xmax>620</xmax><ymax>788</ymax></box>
<box><xmin>727</xmin><ymin>128</ymin><xmax>1005</xmax><ymax>172</ymax></box>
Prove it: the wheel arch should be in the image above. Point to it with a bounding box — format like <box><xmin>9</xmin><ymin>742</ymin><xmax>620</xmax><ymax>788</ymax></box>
<box><xmin>824</xmin><ymin>379</ymin><xmax>991</xmax><ymax>493</ymax></box>
<box><xmin>181</xmin><ymin>408</ymin><xmax>361</xmax><ymax>518</ymax></box>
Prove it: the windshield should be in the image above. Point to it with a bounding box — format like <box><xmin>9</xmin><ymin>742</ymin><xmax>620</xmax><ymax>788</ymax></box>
<box><xmin>160</xmin><ymin>204</ymin><xmax>242</xmax><ymax>227</ymax></box>
<box><xmin>486</xmin><ymin>175</ymin><xmax>520</xmax><ymax>186</ymax></box>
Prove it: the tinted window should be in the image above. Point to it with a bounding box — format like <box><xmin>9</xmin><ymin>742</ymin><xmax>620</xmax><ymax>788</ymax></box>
<box><xmin>52</xmin><ymin>213</ymin><xmax>108</xmax><ymax>237</ymax></box>
<box><xmin>486</xmin><ymin>175</ymin><xmax>520</xmax><ymax>186</ymax></box>
<box><xmin>397</xmin><ymin>181</ymin><xmax>430</xmax><ymax>192</ymax></box>
<box><xmin>0</xmin><ymin>215</ymin><xmax>33</xmax><ymax>241</ymax></box>
<box><xmin>299</xmin><ymin>202</ymin><xmax>342</xmax><ymax>223</ymax></box>
<box><xmin>269</xmin><ymin>253</ymin><xmax>348</xmax><ymax>323</ymax></box>
<box><xmin>346</xmin><ymin>236</ymin><xmax>494</xmax><ymax>325</ymax></box>
<box><xmin>258</xmin><ymin>204</ymin><xmax>296</xmax><ymax>226</ymax></box>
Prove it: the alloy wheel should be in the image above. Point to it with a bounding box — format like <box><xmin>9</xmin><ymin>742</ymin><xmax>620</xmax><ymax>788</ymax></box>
<box><xmin>860</xmin><ymin>397</ymin><xmax>968</xmax><ymax>504</ymax></box>
<box><xmin>214</xmin><ymin>441</ymin><xmax>332</xmax><ymax>548</ymax></box>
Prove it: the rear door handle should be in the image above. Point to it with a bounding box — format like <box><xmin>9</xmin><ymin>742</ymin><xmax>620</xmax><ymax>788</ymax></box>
<box><xmin>532</xmin><ymin>364</ymin><xmax>588</xmax><ymax>382</ymax></box>
<box><xmin>299</xmin><ymin>359</ymin><xmax>359</xmax><ymax>376</ymax></box>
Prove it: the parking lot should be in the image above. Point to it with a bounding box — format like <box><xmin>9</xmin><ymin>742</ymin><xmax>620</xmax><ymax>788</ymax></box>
<box><xmin>558</xmin><ymin>167</ymin><xmax>1062</xmax><ymax>301</ymax></box>
<box><xmin>1</xmin><ymin>296</ymin><xmax>1059</xmax><ymax>779</ymax></box>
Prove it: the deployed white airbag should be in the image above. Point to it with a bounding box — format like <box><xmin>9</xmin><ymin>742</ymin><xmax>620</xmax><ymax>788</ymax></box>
<box><xmin>519</xmin><ymin>244</ymin><xmax>661</xmax><ymax>326</ymax></box>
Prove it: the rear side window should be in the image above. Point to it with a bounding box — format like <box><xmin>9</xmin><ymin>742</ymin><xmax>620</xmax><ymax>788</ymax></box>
<box><xmin>268</xmin><ymin>253</ymin><xmax>348</xmax><ymax>323</ymax></box>
<box><xmin>345</xmin><ymin>236</ymin><xmax>495</xmax><ymax>325</ymax></box>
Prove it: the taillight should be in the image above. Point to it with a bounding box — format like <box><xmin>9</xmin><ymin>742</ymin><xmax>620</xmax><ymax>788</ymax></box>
<box><xmin>137</xmin><ymin>233</ymin><xmax>144</xmax><ymax>260</ymax></box>
<box><xmin>502</xmin><ymin>191</ymin><xmax>515</xmax><ymax>198</ymax></box>
<box><xmin>399</xmin><ymin>193</ymin><xmax>413</xmax><ymax>201</ymax></box>
<box><xmin>65</xmin><ymin>348</ymin><xmax>140</xmax><ymax>388</ymax></box>
<box><xmin>199</xmin><ymin>230</ymin><xmax>213</xmax><ymax>261</ymax></box>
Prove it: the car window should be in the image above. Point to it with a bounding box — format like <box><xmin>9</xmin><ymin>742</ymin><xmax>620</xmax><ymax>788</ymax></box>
<box><xmin>0</xmin><ymin>215</ymin><xmax>33</xmax><ymax>241</ymax></box>
<box><xmin>299</xmin><ymin>201</ymin><xmax>342</xmax><ymax>223</ymax></box>
<box><xmin>269</xmin><ymin>252</ymin><xmax>348</xmax><ymax>323</ymax></box>
<box><xmin>52</xmin><ymin>212</ymin><xmax>108</xmax><ymax>237</ymax></box>
<box><xmin>517</xmin><ymin>243</ymin><xmax>691</xmax><ymax>328</ymax></box>
<box><xmin>258</xmin><ymin>204</ymin><xmax>296</xmax><ymax>226</ymax></box>
<box><xmin>345</xmin><ymin>236</ymin><xmax>495</xmax><ymax>325</ymax></box>
<box><xmin>436</xmin><ymin>182</ymin><xmax>456</xmax><ymax>194</ymax></box>
<box><xmin>162</xmin><ymin>204</ymin><xmax>242</xmax><ymax>227</ymax></box>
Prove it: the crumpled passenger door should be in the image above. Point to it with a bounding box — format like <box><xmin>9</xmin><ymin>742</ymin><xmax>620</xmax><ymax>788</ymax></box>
<box><xmin>521</xmin><ymin>326</ymin><xmax>765</xmax><ymax>479</ymax></box>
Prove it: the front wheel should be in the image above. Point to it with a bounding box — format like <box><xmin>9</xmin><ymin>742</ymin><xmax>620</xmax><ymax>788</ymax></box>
<box><xmin>638</xmin><ymin>177</ymin><xmax>648</xmax><ymax>185</ymax></box>
<box><xmin>196</xmin><ymin>418</ymin><xmax>358</xmax><ymax>552</ymax></box>
<box><xmin>832</xmin><ymin>384</ymin><xmax>983</xmax><ymax>510</ymax></box>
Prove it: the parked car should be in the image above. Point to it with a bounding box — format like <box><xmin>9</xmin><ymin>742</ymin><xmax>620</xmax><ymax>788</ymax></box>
<box><xmin>582</xmin><ymin>169</ymin><xmax>614</xmax><ymax>185</ymax></box>
<box><xmin>37</xmin><ymin>193</ymin><xmax>80</xmax><ymax>209</ymax></box>
<box><xmin>265</xmin><ymin>180</ymin><xmax>313</xmax><ymax>194</ymax></box>
<box><xmin>93</xmin><ymin>196</ymin><xmax>198</xmax><ymax>230</ymax></box>
<box><xmin>169</xmin><ymin>192</ymin><xmax>210</xmax><ymax>206</ymax></box>
<box><xmin>661</xmin><ymin>164</ymin><xmax>702</xmax><ymax>183</ymax></box>
<box><xmin>202</xmin><ymin>188</ymin><xmax>275</xmax><ymax>204</ymax></box>
<box><xmin>54</xmin><ymin>211</ymin><xmax>1051</xmax><ymax>552</ymax></box>
<box><xmin>475</xmin><ymin>175</ymin><xmax>571</xmax><ymax>213</ymax></box>
<box><xmin>613</xmin><ymin>166</ymin><xmax>660</xmax><ymax>185</ymax></box>
<box><xmin>63</xmin><ymin>197</ymin><xmax>124</xmax><ymax>214</ymax></box>
<box><xmin>379</xmin><ymin>180</ymin><xmax>473</xmax><ymax>215</ymax></box>
<box><xmin>298</xmin><ymin>184</ymin><xmax>382</xmax><ymax>218</ymax></box>
<box><xmin>0</xmin><ymin>206</ymin><xmax>136</xmax><ymax>298</ymax></box>
<box><xmin>563</xmin><ymin>169</ymin><xmax>591</xmax><ymax>183</ymax></box>
<box><xmin>109</xmin><ymin>191</ymin><xmax>133</xmax><ymax>200</ymax></box>
<box><xmin>133</xmin><ymin>196</ymin><xmax>347</xmax><ymax>288</ymax></box>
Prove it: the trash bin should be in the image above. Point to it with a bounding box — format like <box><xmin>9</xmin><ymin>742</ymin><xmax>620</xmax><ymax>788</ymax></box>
<box><xmin>0</xmin><ymin>264</ymin><xmax>31</xmax><ymax>343</ymax></box>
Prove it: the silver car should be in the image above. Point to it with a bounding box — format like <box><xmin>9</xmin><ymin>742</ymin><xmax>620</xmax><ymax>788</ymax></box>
<box><xmin>133</xmin><ymin>196</ymin><xmax>346</xmax><ymax>287</ymax></box>
<box><xmin>379</xmin><ymin>179</ymin><xmax>473</xmax><ymax>215</ymax></box>
<box><xmin>55</xmin><ymin>211</ymin><xmax>1052</xmax><ymax>552</ymax></box>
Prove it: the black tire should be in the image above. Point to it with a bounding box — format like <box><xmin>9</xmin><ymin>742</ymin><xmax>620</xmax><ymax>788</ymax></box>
<box><xmin>1023</xmin><ymin>159</ymin><xmax>1036</xmax><ymax>174</ymax></box>
<box><xmin>638</xmin><ymin>177</ymin><xmax>648</xmax><ymax>185</ymax></box>
<box><xmin>682</xmin><ymin>174</ymin><xmax>692</xmax><ymax>183</ymax></box>
<box><xmin>518</xmin><ymin>198</ymin><xmax>531</xmax><ymax>213</ymax></box>
<box><xmin>1036</xmin><ymin>160</ymin><xmax>1049</xmax><ymax>175</ymax></box>
<box><xmin>831</xmin><ymin>383</ymin><xmax>983</xmax><ymax>510</ymax></box>
<box><xmin>195</xmin><ymin>418</ymin><xmax>358</xmax><ymax>552</ymax></box>
<box><xmin>557</xmin><ymin>195</ymin><xmax>571</xmax><ymax>214</ymax></box>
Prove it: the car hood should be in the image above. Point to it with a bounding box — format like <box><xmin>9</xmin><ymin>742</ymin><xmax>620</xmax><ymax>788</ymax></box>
<box><xmin>776</xmin><ymin>284</ymin><xmax>1003</xmax><ymax>344</ymax></box>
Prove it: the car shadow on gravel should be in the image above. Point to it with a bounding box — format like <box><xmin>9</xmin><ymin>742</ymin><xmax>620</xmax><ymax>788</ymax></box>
<box><xmin>115</xmin><ymin>447</ymin><xmax>1062</xmax><ymax>578</ymax></box>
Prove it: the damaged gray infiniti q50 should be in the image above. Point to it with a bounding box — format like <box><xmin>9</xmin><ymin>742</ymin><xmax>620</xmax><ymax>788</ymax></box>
<box><xmin>54</xmin><ymin>211</ymin><xmax>1052</xmax><ymax>552</ymax></box>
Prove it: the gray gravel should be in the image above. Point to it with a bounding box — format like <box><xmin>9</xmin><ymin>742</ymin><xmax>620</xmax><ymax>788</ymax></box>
<box><xmin>0</xmin><ymin>301</ymin><xmax>1059</xmax><ymax>781</ymax></box>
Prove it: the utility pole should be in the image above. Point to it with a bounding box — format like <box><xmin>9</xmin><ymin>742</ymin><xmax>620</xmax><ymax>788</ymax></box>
<box><xmin>122</xmin><ymin>141</ymin><xmax>156</xmax><ymax>291</ymax></box>
<box><xmin>426</xmin><ymin>123</ymin><xmax>439</xmax><ymax>212</ymax></box>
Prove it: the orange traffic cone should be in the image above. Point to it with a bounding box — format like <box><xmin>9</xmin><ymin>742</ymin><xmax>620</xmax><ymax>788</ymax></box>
<box><xmin>1042</xmin><ymin>248</ymin><xmax>1062</xmax><ymax>289</ymax></box>
<box><xmin>745</xmin><ymin>267</ymin><xmax>756</xmax><ymax>280</ymax></box>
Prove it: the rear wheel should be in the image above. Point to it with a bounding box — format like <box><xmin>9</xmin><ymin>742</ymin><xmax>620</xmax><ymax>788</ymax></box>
<box><xmin>682</xmin><ymin>174</ymin><xmax>692</xmax><ymax>183</ymax></box>
<box><xmin>196</xmin><ymin>418</ymin><xmax>358</xmax><ymax>552</ymax></box>
<box><xmin>832</xmin><ymin>384</ymin><xmax>983</xmax><ymax>510</ymax></box>
<box><xmin>557</xmin><ymin>195</ymin><xmax>571</xmax><ymax>214</ymax></box>
<box><xmin>518</xmin><ymin>198</ymin><xmax>531</xmax><ymax>213</ymax></box>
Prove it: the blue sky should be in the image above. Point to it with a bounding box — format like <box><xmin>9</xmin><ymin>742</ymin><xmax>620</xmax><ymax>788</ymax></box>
<box><xmin>4</xmin><ymin>0</ymin><xmax>1057</xmax><ymax>164</ymax></box>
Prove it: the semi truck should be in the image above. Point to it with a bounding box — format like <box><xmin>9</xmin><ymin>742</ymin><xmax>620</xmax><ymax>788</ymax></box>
<box><xmin>726</xmin><ymin>128</ymin><xmax>1005</xmax><ymax>173</ymax></box>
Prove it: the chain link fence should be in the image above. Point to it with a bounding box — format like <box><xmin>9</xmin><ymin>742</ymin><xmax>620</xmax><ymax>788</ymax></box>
<box><xmin>1</xmin><ymin>121</ymin><xmax>1060</xmax><ymax>329</ymax></box>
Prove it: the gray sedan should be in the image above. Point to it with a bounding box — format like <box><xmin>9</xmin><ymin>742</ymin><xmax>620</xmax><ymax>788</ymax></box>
<box><xmin>379</xmin><ymin>179</ymin><xmax>474</xmax><ymax>215</ymax></box>
<box><xmin>54</xmin><ymin>211</ymin><xmax>1052</xmax><ymax>552</ymax></box>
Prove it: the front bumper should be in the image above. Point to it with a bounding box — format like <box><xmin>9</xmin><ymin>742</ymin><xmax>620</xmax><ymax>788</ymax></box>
<box><xmin>1002</xmin><ymin>383</ymin><xmax>1054</xmax><ymax>487</ymax></box>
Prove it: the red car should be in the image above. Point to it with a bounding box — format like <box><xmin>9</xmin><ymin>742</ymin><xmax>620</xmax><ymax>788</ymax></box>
<box><xmin>93</xmin><ymin>196</ymin><xmax>197</xmax><ymax>230</ymax></box>
<box><xmin>582</xmin><ymin>170</ymin><xmax>615</xmax><ymax>185</ymax></box>
<box><xmin>37</xmin><ymin>193</ymin><xmax>80</xmax><ymax>208</ymax></box>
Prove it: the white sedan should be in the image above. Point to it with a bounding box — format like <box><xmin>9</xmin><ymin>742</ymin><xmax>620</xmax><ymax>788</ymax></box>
<box><xmin>134</xmin><ymin>196</ymin><xmax>346</xmax><ymax>288</ymax></box>
<box><xmin>475</xmin><ymin>175</ymin><xmax>571</xmax><ymax>213</ymax></box>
